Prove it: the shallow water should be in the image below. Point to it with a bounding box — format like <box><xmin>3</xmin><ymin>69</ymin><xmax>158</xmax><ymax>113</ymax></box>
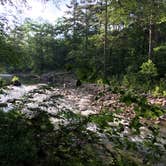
<box><xmin>0</xmin><ymin>74</ymin><xmax>13</xmax><ymax>77</ymax></box>
<box><xmin>0</xmin><ymin>84</ymin><xmax>39</xmax><ymax>111</ymax></box>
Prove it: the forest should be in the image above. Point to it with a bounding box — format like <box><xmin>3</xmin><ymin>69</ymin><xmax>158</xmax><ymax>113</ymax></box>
<box><xmin>0</xmin><ymin>0</ymin><xmax>166</xmax><ymax>165</ymax></box>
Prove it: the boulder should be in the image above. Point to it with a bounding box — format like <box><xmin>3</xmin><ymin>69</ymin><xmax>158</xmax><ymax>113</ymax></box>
<box><xmin>7</xmin><ymin>98</ymin><xmax>16</xmax><ymax>103</ymax></box>
<box><xmin>12</xmin><ymin>80</ymin><xmax>21</xmax><ymax>86</ymax></box>
<box><xmin>11</xmin><ymin>76</ymin><xmax>21</xmax><ymax>86</ymax></box>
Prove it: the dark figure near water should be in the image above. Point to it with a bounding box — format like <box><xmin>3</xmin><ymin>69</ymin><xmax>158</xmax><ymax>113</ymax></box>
<box><xmin>76</xmin><ymin>79</ymin><xmax>82</xmax><ymax>87</ymax></box>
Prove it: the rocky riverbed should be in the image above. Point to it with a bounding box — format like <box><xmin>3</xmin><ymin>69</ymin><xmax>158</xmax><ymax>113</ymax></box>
<box><xmin>0</xmin><ymin>78</ymin><xmax>166</xmax><ymax>165</ymax></box>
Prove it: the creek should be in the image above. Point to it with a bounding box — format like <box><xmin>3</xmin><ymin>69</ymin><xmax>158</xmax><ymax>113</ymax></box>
<box><xmin>0</xmin><ymin>80</ymin><xmax>166</xmax><ymax>165</ymax></box>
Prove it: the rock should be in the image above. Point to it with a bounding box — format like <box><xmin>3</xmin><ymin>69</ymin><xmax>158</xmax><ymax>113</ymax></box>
<box><xmin>11</xmin><ymin>76</ymin><xmax>21</xmax><ymax>86</ymax></box>
<box><xmin>7</xmin><ymin>98</ymin><xmax>16</xmax><ymax>103</ymax></box>
<box><xmin>157</xmin><ymin>137</ymin><xmax>166</xmax><ymax>144</ymax></box>
<box><xmin>12</xmin><ymin>80</ymin><xmax>21</xmax><ymax>86</ymax></box>
<box><xmin>0</xmin><ymin>102</ymin><xmax>7</xmax><ymax>107</ymax></box>
<box><xmin>0</xmin><ymin>89</ymin><xmax>7</xmax><ymax>94</ymax></box>
<box><xmin>87</xmin><ymin>123</ymin><xmax>98</xmax><ymax>132</ymax></box>
<box><xmin>139</xmin><ymin>126</ymin><xmax>153</xmax><ymax>139</ymax></box>
<box><xmin>81</xmin><ymin>110</ymin><xmax>96</xmax><ymax>116</ymax></box>
<box><xmin>108</xmin><ymin>121</ymin><xmax>119</xmax><ymax>127</ymax></box>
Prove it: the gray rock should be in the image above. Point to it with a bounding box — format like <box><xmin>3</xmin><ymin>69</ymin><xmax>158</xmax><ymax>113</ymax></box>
<box><xmin>12</xmin><ymin>80</ymin><xmax>21</xmax><ymax>86</ymax></box>
<box><xmin>7</xmin><ymin>98</ymin><xmax>16</xmax><ymax>103</ymax></box>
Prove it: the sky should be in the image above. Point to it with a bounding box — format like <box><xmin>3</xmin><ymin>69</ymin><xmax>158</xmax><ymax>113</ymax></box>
<box><xmin>0</xmin><ymin>0</ymin><xmax>69</xmax><ymax>25</ymax></box>
<box><xmin>23</xmin><ymin>0</ymin><xmax>68</xmax><ymax>23</ymax></box>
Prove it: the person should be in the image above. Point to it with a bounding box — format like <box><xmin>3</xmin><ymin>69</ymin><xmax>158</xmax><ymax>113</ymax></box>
<box><xmin>76</xmin><ymin>79</ymin><xmax>81</xmax><ymax>87</ymax></box>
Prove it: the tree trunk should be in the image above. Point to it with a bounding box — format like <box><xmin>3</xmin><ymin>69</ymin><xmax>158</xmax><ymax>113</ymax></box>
<box><xmin>73</xmin><ymin>0</ymin><xmax>77</xmax><ymax>39</ymax></box>
<box><xmin>148</xmin><ymin>12</ymin><xmax>154</xmax><ymax>60</ymax></box>
<box><xmin>104</xmin><ymin>0</ymin><xmax>108</xmax><ymax>79</ymax></box>
<box><xmin>148</xmin><ymin>17</ymin><xmax>152</xmax><ymax>60</ymax></box>
<box><xmin>84</xmin><ymin>4</ymin><xmax>88</xmax><ymax>58</ymax></box>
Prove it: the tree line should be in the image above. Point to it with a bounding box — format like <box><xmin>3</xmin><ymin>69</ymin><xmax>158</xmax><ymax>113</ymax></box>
<box><xmin>0</xmin><ymin>0</ymin><xmax>165</xmax><ymax>82</ymax></box>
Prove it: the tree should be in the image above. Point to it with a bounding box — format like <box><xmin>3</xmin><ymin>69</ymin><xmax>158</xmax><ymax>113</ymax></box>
<box><xmin>110</xmin><ymin>0</ymin><xmax>166</xmax><ymax>60</ymax></box>
<box><xmin>103</xmin><ymin>0</ymin><xmax>108</xmax><ymax>79</ymax></box>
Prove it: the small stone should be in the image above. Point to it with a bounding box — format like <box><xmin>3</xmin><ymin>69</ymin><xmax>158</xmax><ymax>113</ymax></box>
<box><xmin>7</xmin><ymin>98</ymin><xmax>16</xmax><ymax>103</ymax></box>
<box><xmin>81</xmin><ymin>110</ymin><xmax>96</xmax><ymax>116</ymax></box>
<box><xmin>108</xmin><ymin>122</ymin><xmax>119</xmax><ymax>127</ymax></box>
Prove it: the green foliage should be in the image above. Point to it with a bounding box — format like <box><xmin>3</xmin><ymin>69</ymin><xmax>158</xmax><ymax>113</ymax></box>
<box><xmin>0</xmin><ymin>77</ymin><xmax>3</xmax><ymax>87</ymax></box>
<box><xmin>0</xmin><ymin>100</ymin><xmax>165</xmax><ymax>166</ymax></box>
<box><xmin>122</xmin><ymin>73</ymin><xmax>138</xmax><ymax>89</ymax></box>
<box><xmin>120</xmin><ymin>90</ymin><xmax>139</xmax><ymax>105</ymax></box>
<box><xmin>152</xmin><ymin>86</ymin><xmax>166</xmax><ymax>97</ymax></box>
<box><xmin>0</xmin><ymin>66</ymin><xmax>5</xmax><ymax>73</ymax></box>
<box><xmin>0</xmin><ymin>2</ymin><xmax>166</xmax><ymax>164</ymax></box>
<box><xmin>154</xmin><ymin>45</ymin><xmax>166</xmax><ymax>52</ymax></box>
<box><xmin>120</xmin><ymin>88</ymin><xmax>165</xmax><ymax>119</ymax></box>
<box><xmin>163</xmin><ymin>90</ymin><xmax>166</xmax><ymax>97</ymax></box>
<box><xmin>0</xmin><ymin>0</ymin><xmax>165</xmax><ymax>80</ymax></box>
<box><xmin>0</xmin><ymin>109</ymin><xmax>114</xmax><ymax>166</ymax></box>
<box><xmin>76</xmin><ymin>67</ymin><xmax>89</xmax><ymax>80</ymax></box>
<box><xmin>153</xmin><ymin>44</ymin><xmax>166</xmax><ymax>76</ymax></box>
<box><xmin>89</xmin><ymin>110</ymin><xmax>114</xmax><ymax>129</ymax></box>
<box><xmin>65</xmin><ymin>63</ymin><xmax>73</xmax><ymax>71</ymax></box>
<box><xmin>140</xmin><ymin>60</ymin><xmax>158</xmax><ymax>77</ymax></box>
<box><xmin>11</xmin><ymin>76</ymin><xmax>19</xmax><ymax>82</ymax></box>
<box><xmin>0</xmin><ymin>77</ymin><xmax>6</xmax><ymax>87</ymax></box>
<box><xmin>96</xmin><ymin>78</ymin><xmax>104</xmax><ymax>85</ymax></box>
<box><xmin>0</xmin><ymin>110</ymin><xmax>37</xmax><ymax>166</ymax></box>
<box><xmin>152</xmin><ymin>86</ymin><xmax>161</xmax><ymax>97</ymax></box>
<box><xmin>151</xmin><ymin>78</ymin><xmax>166</xmax><ymax>97</ymax></box>
<box><xmin>130</xmin><ymin>116</ymin><xmax>142</xmax><ymax>134</ymax></box>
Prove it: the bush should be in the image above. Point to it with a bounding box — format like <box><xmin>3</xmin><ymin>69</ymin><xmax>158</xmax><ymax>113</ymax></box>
<box><xmin>11</xmin><ymin>76</ymin><xmax>19</xmax><ymax>82</ymax></box>
<box><xmin>137</xmin><ymin>59</ymin><xmax>158</xmax><ymax>89</ymax></box>
<box><xmin>0</xmin><ymin>110</ymin><xmax>38</xmax><ymax>166</ymax></box>
<box><xmin>152</xmin><ymin>78</ymin><xmax>166</xmax><ymax>97</ymax></box>
<box><xmin>122</xmin><ymin>73</ymin><xmax>138</xmax><ymax>89</ymax></box>
<box><xmin>153</xmin><ymin>45</ymin><xmax>166</xmax><ymax>76</ymax></box>
<box><xmin>140</xmin><ymin>59</ymin><xmax>158</xmax><ymax>77</ymax></box>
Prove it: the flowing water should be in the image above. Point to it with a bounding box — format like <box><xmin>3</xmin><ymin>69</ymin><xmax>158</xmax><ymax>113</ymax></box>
<box><xmin>0</xmin><ymin>74</ymin><xmax>13</xmax><ymax>78</ymax></box>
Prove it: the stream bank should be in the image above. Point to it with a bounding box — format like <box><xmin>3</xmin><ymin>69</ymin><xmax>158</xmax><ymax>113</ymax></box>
<box><xmin>0</xmin><ymin>74</ymin><xmax>166</xmax><ymax>165</ymax></box>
